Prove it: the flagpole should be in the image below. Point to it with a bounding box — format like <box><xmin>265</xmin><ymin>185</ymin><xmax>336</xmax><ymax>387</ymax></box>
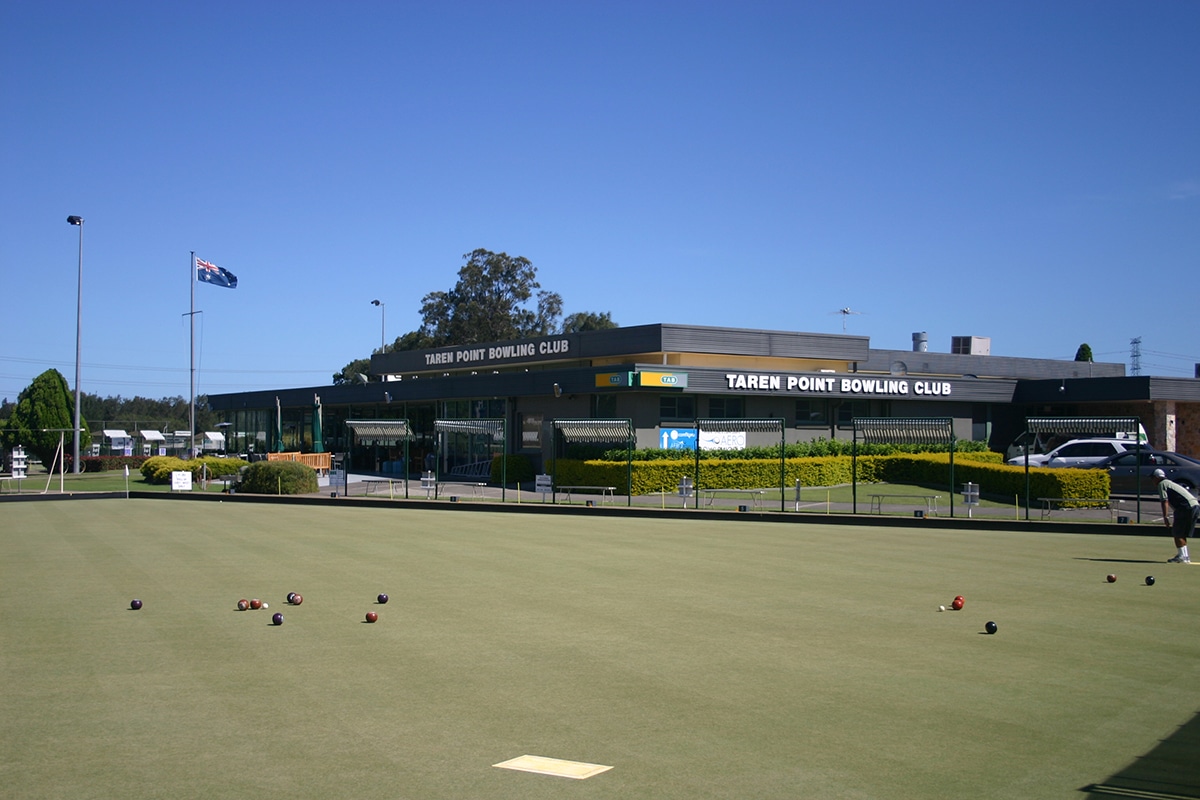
<box><xmin>190</xmin><ymin>251</ymin><xmax>196</xmax><ymax>459</ymax></box>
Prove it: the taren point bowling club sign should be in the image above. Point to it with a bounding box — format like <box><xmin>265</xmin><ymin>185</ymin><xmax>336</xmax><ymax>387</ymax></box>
<box><xmin>725</xmin><ymin>373</ymin><xmax>953</xmax><ymax>397</ymax></box>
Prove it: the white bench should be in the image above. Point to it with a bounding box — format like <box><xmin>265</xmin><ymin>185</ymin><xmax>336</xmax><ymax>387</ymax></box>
<box><xmin>557</xmin><ymin>485</ymin><xmax>617</xmax><ymax>504</ymax></box>
<box><xmin>362</xmin><ymin>478</ymin><xmax>406</xmax><ymax>497</ymax></box>
<box><xmin>701</xmin><ymin>488</ymin><xmax>767</xmax><ymax>510</ymax></box>
<box><xmin>1038</xmin><ymin>497</ymin><xmax>1122</xmax><ymax>521</ymax></box>
<box><xmin>869</xmin><ymin>494</ymin><xmax>941</xmax><ymax>515</ymax></box>
<box><xmin>438</xmin><ymin>481</ymin><xmax>488</xmax><ymax>499</ymax></box>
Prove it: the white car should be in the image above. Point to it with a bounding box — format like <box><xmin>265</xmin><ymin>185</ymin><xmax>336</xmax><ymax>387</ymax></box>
<box><xmin>1005</xmin><ymin>438</ymin><xmax>1144</xmax><ymax>468</ymax></box>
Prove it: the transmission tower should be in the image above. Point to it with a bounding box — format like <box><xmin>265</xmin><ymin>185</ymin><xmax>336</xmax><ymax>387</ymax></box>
<box><xmin>1130</xmin><ymin>336</ymin><xmax>1142</xmax><ymax>376</ymax></box>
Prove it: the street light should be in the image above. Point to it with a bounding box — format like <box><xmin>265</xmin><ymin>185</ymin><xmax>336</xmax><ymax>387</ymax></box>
<box><xmin>371</xmin><ymin>299</ymin><xmax>385</xmax><ymax>351</ymax></box>
<box><xmin>67</xmin><ymin>215</ymin><xmax>84</xmax><ymax>473</ymax></box>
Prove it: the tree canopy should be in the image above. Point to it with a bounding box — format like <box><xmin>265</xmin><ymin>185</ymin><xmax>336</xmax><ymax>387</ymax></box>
<box><xmin>1074</xmin><ymin>343</ymin><xmax>1094</xmax><ymax>362</ymax></box>
<box><xmin>2</xmin><ymin>369</ymin><xmax>91</xmax><ymax>466</ymax></box>
<box><xmin>334</xmin><ymin>249</ymin><xmax>617</xmax><ymax>384</ymax></box>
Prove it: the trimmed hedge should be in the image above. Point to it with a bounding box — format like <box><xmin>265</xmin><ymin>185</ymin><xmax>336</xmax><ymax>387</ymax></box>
<box><xmin>238</xmin><ymin>460</ymin><xmax>318</xmax><ymax>495</ymax></box>
<box><xmin>548</xmin><ymin>454</ymin><xmax>1110</xmax><ymax>500</ymax></box>
<box><xmin>491</xmin><ymin>454</ymin><xmax>534</xmax><ymax>485</ymax></box>
<box><xmin>139</xmin><ymin>455</ymin><xmax>249</xmax><ymax>485</ymax></box>
<box><xmin>80</xmin><ymin>455</ymin><xmax>150</xmax><ymax>473</ymax></box>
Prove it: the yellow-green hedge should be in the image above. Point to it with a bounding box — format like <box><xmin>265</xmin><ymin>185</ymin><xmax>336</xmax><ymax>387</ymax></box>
<box><xmin>139</xmin><ymin>455</ymin><xmax>248</xmax><ymax>485</ymax></box>
<box><xmin>549</xmin><ymin>454</ymin><xmax>1109</xmax><ymax>500</ymax></box>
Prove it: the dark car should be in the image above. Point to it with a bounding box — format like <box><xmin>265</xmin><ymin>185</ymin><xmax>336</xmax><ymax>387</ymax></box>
<box><xmin>1085</xmin><ymin>450</ymin><xmax>1200</xmax><ymax>496</ymax></box>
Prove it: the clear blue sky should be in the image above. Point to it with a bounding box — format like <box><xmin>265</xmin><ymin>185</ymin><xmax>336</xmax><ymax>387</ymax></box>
<box><xmin>3</xmin><ymin>1</ymin><xmax>1198</xmax><ymax>402</ymax></box>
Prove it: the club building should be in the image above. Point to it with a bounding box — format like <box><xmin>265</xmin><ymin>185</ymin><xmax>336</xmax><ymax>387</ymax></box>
<box><xmin>206</xmin><ymin>323</ymin><xmax>1200</xmax><ymax>473</ymax></box>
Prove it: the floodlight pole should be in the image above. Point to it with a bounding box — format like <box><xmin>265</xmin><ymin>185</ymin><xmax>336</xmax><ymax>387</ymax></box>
<box><xmin>67</xmin><ymin>215</ymin><xmax>84</xmax><ymax>473</ymax></box>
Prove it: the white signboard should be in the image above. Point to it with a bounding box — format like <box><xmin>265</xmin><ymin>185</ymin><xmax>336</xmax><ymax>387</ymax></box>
<box><xmin>535</xmin><ymin>474</ymin><xmax>553</xmax><ymax>494</ymax></box>
<box><xmin>170</xmin><ymin>470</ymin><xmax>193</xmax><ymax>492</ymax></box>
<box><xmin>699</xmin><ymin>431</ymin><xmax>746</xmax><ymax>451</ymax></box>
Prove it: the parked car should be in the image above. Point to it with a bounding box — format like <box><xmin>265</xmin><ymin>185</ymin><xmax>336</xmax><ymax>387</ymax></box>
<box><xmin>1083</xmin><ymin>449</ymin><xmax>1200</xmax><ymax>495</ymax></box>
<box><xmin>1003</xmin><ymin>425</ymin><xmax>1148</xmax><ymax>463</ymax></box>
<box><xmin>1005</xmin><ymin>438</ymin><xmax>1144</xmax><ymax>468</ymax></box>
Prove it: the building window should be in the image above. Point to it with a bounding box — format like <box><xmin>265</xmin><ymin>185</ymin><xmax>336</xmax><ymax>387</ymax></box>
<box><xmin>660</xmin><ymin>395</ymin><xmax>695</xmax><ymax>422</ymax></box>
<box><xmin>795</xmin><ymin>399</ymin><xmax>829</xmax><ymax>426</ymax></box>
<box><xmin>708</xmin><ymin>396</ymin><xmax>743</xmax><ymax>418</ymax></box>
<box><xmin>591</xmin><ymin>393</ymin><xmax>618</xmax><ymax>418</ymax></box>
<box><xmin>519</xmin><ymin>413</ymin><xmax>542</xmax><ymax>450</ymax></box>
<box><xmin>836</xmin><ymin>399</ymin><xmax>871</xmax><ymax>428</ymax></box>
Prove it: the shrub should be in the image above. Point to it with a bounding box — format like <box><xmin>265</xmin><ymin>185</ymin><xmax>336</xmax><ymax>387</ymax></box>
<box><xmin>492</xmin><ymin>454</ymin><xmax>534</xmax><ymax>485</ymax></box>
<box><xmin>80</xmin><ymin>455</ymin><xmax>150</xmax><ymax>473</ymax></box>
<box><xmin>238</xmin><ymin>460</ymin><xmax>318</xmax><ymax>495</ymax></box>
<box><xmin>547</xmin><ymin>453</ymin><xmax>1110</xmax><ymax>501</ymax></box>
<box><xmin>193</xmin><ymin>456</ymin><xmax>246</xmax><ymax>479</ymax></box>
<box><xmin>141</xmin><ymin>456</ymin><xmax>190</xmax><ymax>484</ymax></box>
<box><xmin>138</xmin><ymin>455</ymin><xmax>249</xmax><ymax>484</ymax></box>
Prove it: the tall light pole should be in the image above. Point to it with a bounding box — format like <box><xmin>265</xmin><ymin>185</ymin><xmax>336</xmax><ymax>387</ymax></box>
<box><xmin>67</xmin><ymin>215</ymin><xmax>84</xmax><ymax>473</ymax></box>
<box><xmin>371</xmin><ymin>299</ymin><xmax>385</xmax><ymax>351</ymax></box>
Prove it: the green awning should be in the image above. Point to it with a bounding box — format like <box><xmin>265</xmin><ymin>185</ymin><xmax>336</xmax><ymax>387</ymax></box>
<box><xmin>1025</xmin><ymin>417</ymin><xmax>1140</xmax><ymax>436</ymax></box>
<box><xmin>550</xmin><ymin>419</ymin><xmax>634</xmax><ymax>443</ymax></box>
<box><xmin>854</xmin><ymin>417</ymin><xmax>954</xmax><ymax>445</ymax></box>
<box><xmin>434</xmin><ymin>419</ymin><xmax>505</xmax><ymax>441</ymax></box>
<box><xmin>345</xmin><ymin>420</ymin><xmax>414</xmax><ymax>445</ymax></box>
<box><xmin>697</xmin><ymin>418</ymin><xmax>783</xmax><ymax>433</ymax></box>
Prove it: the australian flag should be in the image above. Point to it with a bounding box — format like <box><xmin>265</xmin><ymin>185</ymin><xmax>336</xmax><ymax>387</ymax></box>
<box><xmin>196</xmin><ymin>258</ymin><xmax>238</xmax><ymax>289</ymax></box>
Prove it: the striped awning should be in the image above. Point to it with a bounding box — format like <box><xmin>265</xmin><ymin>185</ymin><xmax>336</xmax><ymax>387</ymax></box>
<box><xmin>1025</xmin><ymin>417</ymin><xmax>1141</xmax><ymax>436</ymax></box>
<box><xmin>139</xmin><ymin>430</ymin><xmax>166</xmax><ymax>442</ymax></box>
<box><xmin>697</xmin><ymin>418</ymin><xmax>783</xmax><ymax>433</ymax></box>
<box><xmin>854</xmin><ymin>417</ymin><xmax>955</xmax><ymax>445</ymax></box>
<box><xmin>551</xmin><ymin>419</ymin><xmax>634</xmax><ymax>444</ymax></box>
<box><xmin>102</xmin><ymin>429</ymin><xmax>130</xmax><ymax>440</ymax></box>
<box><xmin>434</xmin><ymin>419</ymin><xmax>505</xmax><ymax>440</ymax></box>
<box><xmin>345</xmin><ymin>420</ymin><xmax>414</xmax><ymax>443</ymax></box>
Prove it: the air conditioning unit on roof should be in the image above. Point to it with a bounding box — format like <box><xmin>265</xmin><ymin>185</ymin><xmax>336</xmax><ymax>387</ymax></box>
<box><xmin>951</xmin><ymin>336</ymin><xmax>991</xmax><ymax>356</ymax></box>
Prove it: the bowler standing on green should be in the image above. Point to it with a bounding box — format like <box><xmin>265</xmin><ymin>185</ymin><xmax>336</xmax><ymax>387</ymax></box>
<box><xmin>1154</xmin><ymin>468</ymin><xmax>1199</xmax><ymax>563</ymax></box>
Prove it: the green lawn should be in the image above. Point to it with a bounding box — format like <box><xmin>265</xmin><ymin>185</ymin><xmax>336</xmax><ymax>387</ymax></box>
<box><xmin>2</xmin><ymin>466</ymin><xmax>231</xmax><ymax>494</ymax></box>
<box><xmin>2</xmin><ymin>499</ymin><xmax>1197</xmax><ymax>798</ymax></box>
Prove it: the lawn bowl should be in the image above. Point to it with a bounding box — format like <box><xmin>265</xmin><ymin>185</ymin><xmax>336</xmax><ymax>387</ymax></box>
<box><xmin>130</xmin><ymin>599</ymin><xmax>143</xmax><ymax>611</ymax></box>
<box><xmin>365</xmin><ymin>611</ymin><xmax>378</xmax><ymax>623</ymax></box>
<box><xmin>377</xmin><ymin>593</ymin><xmax>389</xmax><ymax>604</ymax></box>
<box><xmin>272</xmin><ymin>613</ymin><xmax>284</xmax><ymax>626</ymax></box>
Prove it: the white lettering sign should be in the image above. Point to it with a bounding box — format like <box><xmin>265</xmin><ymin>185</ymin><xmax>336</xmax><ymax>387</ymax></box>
<box><xmin>425</xmin><ymin>338</ymin><xmax>571</xmax><ymax>367</ymax></box>
<box><xmin>724</xmin><ymin>373</ymin><xmax>951</xmax><ymax>397</ymax></box>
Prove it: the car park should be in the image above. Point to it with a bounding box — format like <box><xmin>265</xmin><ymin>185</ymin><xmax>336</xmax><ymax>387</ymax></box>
<box><xmin>1003</xmin><ymin>425</ymin><xmax>1147</xmax><ymax>463</ymax></box>
<box><xmin>1083</xmin><ymin>449</ymin><xmax>1200</xmax><ymax>495</ymax></box>
<box><xmin>1005</xmin><ymin>438</ymin><xmax>1144</xmax><ymax>468</ymax></box>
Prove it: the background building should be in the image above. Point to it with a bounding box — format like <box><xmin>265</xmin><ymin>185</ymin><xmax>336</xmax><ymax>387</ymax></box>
<box><xmin>207</xmin><ymin>323</ymin><xmax>1200</xmax><ymax>475</ymax></box>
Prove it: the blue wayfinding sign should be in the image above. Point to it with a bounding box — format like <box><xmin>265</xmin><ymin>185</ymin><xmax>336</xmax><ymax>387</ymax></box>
<box><xmin>661</xmin><ymin>428</ymin><xmax>698</xmax><ymax>450</ymax></box>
